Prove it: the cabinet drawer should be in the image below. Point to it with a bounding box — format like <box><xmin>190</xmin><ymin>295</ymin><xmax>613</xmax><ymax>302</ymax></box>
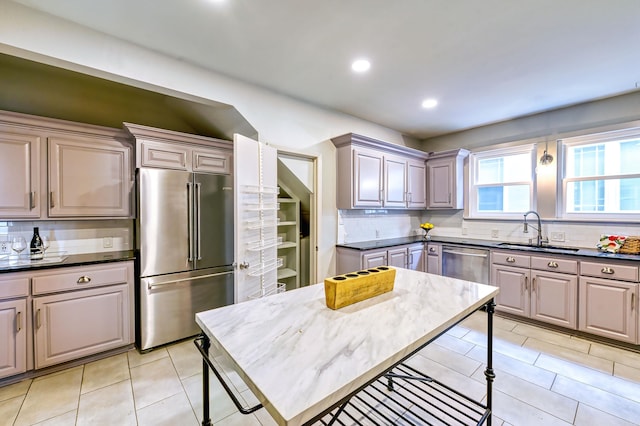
<box><xmin>32</xmin><ymin>262</ymin><xmax>132</xmax><ymax>295</ymax></box>
<box><xmin>580</xmin><ymin>261</ymin><xmax>638</xmax><ymax>282</ymax></box>
<box><xmin>531</xmin><ymin>256</ymin><xmax>578</xmax><ymax>275</ymax></box>
<box><xmin>0</xmin><ymin>274</ymin><xmax>29</xmax><ymax>299</ymax></box>
<box><xmin>491</xmin><ymin>251</ymin><xmax>530</xmax><ymax>268</ymax></box>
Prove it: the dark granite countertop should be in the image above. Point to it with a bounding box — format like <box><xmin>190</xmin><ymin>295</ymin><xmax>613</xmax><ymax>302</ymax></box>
<box><xmin>337</xmin><ymin>236</ymin><xmax>640</xmax><ymax>262</ymax></box>
<box><xmin>0</xmin><ymin>250</ymin><xmax>136</xmax><ymax>273</ymax></box>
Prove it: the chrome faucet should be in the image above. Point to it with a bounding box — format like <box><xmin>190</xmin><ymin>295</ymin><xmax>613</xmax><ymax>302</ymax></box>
<box><xmin>523</xmin><ymin>210</ymin><xmax>548</xmax><ymax>247</ymax></box>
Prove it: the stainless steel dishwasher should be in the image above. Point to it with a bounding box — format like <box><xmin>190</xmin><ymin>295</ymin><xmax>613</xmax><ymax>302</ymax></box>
<box><xmin>441</xmin><ymin>245</ymin><xmax>490</xmax><ymax>284</ymax></box>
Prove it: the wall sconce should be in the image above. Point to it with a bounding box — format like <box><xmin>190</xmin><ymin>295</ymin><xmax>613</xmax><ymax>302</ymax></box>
<box><xmin>539</xmin><ymin>140</ymin><xmax>554</xmax><ymax>165</ymax></box>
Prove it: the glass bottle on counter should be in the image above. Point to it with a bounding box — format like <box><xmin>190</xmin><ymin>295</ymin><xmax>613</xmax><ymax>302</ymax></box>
<box><xmin>30</xmin><ymin>226</ymin><xmax>44</xmax><ymax>260</ymax></box>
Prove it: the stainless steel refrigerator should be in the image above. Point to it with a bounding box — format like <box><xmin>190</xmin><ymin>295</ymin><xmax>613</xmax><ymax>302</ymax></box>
<box><xmin>136</xmin><ymin>167</ymin><xmax>234</xmax><ymax>351</ymax></box>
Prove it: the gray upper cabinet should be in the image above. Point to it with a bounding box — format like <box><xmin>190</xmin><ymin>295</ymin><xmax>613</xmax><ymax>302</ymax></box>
<box><xmin>126</xmin><ymin>122</ymin><xmax>233</xmax><ymax>175</ymax></box>
<box><xmin>0</xmin><ymin>110</ymin><xmax>133</xmax><ymax>219</ymax></box>
<box><xmin>48</xmin><ymin>134</ymin><xmax>132</xmax><ymax>217</ymax></box>
<box><xmin>426</xmin><ymin>149</ymin><xmax>469</xmax><ymax>209</ymax></box>
<box><xmin>0</xmin><ymin>126</ymin><xmax>41</xmax><ymax>219</ymax></box>
<box><xmin>332</xmin><ymin>133</ymin><xmax>429</xmax><ymax>210</ymax></box>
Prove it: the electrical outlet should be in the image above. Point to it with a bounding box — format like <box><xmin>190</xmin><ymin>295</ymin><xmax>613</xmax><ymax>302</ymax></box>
<box><xmin>551</xmin><ymin>232</ymin><xmax>565</xmax><ymax>242</ymax></box>
<box><xmin>375</xmin><ymin>229</ymin><xmax>380</xmax><ymax>239</ymax></box>
<box><xmin>462</xmin><ymin>227</ymin><xmax>468</xmax><ymax>235</ymax></box>
<box><xmin>0</xmin><ymin>241</ymin><xmax>9</xmax><ymax>254</ymax></box>
<box><xmin>491</xmin><ymin>229</ymin><xmax>499</xmax><ymax>238</ymax></box>
<box><xmin>103</xmin><ymin>237</ymin><xmax>113</xmax><ymax>248</ymax></box>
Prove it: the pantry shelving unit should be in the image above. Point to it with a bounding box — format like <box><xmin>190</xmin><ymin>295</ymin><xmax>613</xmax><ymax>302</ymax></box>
<box><xmin>277</xmin><ymin>186</ymin><xmax>300</xmax><ymax>291</ymax></box>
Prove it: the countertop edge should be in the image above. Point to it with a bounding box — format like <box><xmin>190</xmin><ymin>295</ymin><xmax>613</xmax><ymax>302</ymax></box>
<box><xmin>0</xmin><ymin>250</ymin><xmax>136</xmax><ymax>273</ymax></box>
<box><xmin>336</xmin><ymin>236</ymin><xmax>640</xmax><ymax>261</ymax></box>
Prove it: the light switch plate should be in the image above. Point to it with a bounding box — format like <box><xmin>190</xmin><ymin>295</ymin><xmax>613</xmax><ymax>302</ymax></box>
<box><xmin>491</xmin><ymin>229</ymin><xmax>499</xmax><ymax>238</ymax></box>
<box><xmin>551</xmin><ymin>232</ymin><xmax>565</xmax><ymax>242</ymax></box>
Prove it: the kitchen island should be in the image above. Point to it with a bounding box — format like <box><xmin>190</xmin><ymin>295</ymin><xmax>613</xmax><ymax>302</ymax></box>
<box><xmin>195</xmin><ymin>268</ymin><xmax>499</xmax><ymax>425</ymax></box>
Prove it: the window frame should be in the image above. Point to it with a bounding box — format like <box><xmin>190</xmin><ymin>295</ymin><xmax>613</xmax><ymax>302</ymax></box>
<box><xmin>560</xmin><ymin>126</ymin><xmax>640</xmax><ymax>220</ymax></box>
<box><xmin>468</xmin><ymin>144</ymin><xmax>536</xmax><ymax>219</ymax></box>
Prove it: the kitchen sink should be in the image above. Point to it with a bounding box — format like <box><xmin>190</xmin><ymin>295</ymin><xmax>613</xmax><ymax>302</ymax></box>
<box><xmin>497</xmin><ymin>242</ymin><xmax>580</xmax><ymax>252</ymax></box>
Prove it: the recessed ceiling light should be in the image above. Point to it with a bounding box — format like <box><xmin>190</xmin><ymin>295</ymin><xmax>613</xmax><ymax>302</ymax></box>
<box><xmin>351</xmin><ymin>59</ymin><xmax>371</xmax><ymax>73</ymax></box>
<box><xmin>421</xmin><ymin>99</ymin><xmax>438</xmax><ymax>109</ymax></box>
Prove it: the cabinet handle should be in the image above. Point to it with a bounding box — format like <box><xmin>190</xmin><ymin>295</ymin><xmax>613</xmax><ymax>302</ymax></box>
<box><xmin>429</xmin><ymin>247</ymin><xmax>436</xmax><ymax>253</ymax></box>
<box><xmin>532</xmin><ymin>277</ymin><xmax>536</xmax><ymax>292</ymax></box>
<box><xmin>50</xmin><ymin>191</ymin><xmax>55</xmax><ymax>208</ymax></box>
<box><xmin>601</xmin><ymin>267</ymin><xmax>615</xmax><ymax>275</ymax></box>
<box><xmin>77</xmin><ymin>275</ymin><xmax>92</xmax><ymax>284</ymax></box>
<box><xmin>16</xmin><ymin>311</ymin><xmax>22</xmax><ymax>332</ymax></box>
<box><xmin>448</xmin><ymin>193</ymin><xmax>451</xmax><ymax>203</ymax></box>
<box><xmin>547</xmin><ymin>261</ymin><xmax>558</xmax><ymax>268</ymax></box>
<box><xmin>632</xmin><ymin>293</ymin><xmax>635</xmax><ymax>311</ymax></box>
<box><xmin>524</xmin><ymin>276</ymin><xmax>528</xmax><ymax>291</ymax></box>
<box><xmin>36</xmin><ymin>309</ymin><xmax>41</xmax><ymax>329</ymax></box>
<box><xmin>29</xmin><ymin>192</ymin><xmax>36</xmax><ymax>209</ymax></box>
<box><xmin>506</xmin><ymin>256</ymin><xmax>516</xmax><ymax>263</ymax></box>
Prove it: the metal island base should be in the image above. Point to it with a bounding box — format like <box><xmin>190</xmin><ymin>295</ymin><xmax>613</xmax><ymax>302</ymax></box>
<box><xmin>194</xmin><ymin>268</ymin><xmax>499</xmax><ymax>425</ymax></box>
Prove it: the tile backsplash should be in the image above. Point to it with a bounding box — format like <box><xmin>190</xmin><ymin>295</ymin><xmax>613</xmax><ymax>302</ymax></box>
<box><xmin>338</xmin><ymin>209</ymin><xmax>640</xmax><ymax>250</ymax></box>
<box><xmin>0</xmin><ymin>220</ymin><xmax>133</xmax><ymax>255</ymax></box>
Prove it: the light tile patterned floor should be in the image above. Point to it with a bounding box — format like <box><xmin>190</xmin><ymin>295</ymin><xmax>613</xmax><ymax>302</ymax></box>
<box><xmin>1</xmin><ymin>312</ymin><xmax>640</xmax><ymax>425</ymax></box>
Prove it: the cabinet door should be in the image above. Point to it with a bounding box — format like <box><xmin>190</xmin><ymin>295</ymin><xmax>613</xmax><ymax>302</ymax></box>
<box><xmin>33</xmin><ymin>284</ymin><xmax>130</xmax><ymax>368</ymax></box>
<box><xmin>406</xmin><ymin>160</ymin><xmax>427</xmax><ymax>209</ymax></box>
<box><xmin>531</xmin><ymin>271</ymin><xmax>577</xmax><ymax>329</ymax></box>
<box><xmin>138</xmin><ymin>139</ymin><xmax>188</xmax><ymax>170</ymax></box>
<box><xmin>407</xmin><ymin>244</ymin><xmax>425</xmax><ymax>271</ymax></box>
<box><xmin>388</xmin><ymin>248</ymin><xmax>408</xmax><ymax>268</ymax></box>
<box><xmin>362</xmin><ymin>250</ymin><xmax>387</xmax><ymax>269</ymax></box>
<box><xmin>353</xmin><ymin>149</ymin><xmax>383</xmax><ymax>208</ymax></box>
<box><xmin>384</xmin><ymin>156</ymin><xmax>407</xmax><ymax>208</ymax></box>
<box><xmin>426</xmin><ymin>244</ymin><xmax>441</xmax><ymax>275</ymax></box>
<box><xmin>491</xmin><ymin>264</ymin><xmax>530</xmax><ymax>316</ymax></box>
<box><xmin>0</xmin><ymin>131</ymin><xmax>41</xmax><ymax>218</ymax></box>
<box><xmin>427</xmin><ymin>157</ymin><xmax>455</xmax><ymax>209</ymax></box>
<box><xmin>48</xmin><ymin>136</ymin><xmax>131</xmax><ymax>217</ymax></box>
<box><xmin>0</xmin><ymin>299</ymin><xmax>27</xmax><ymax>379</ymax></box>
<box><xmin>193</xmin><ymin>147</ymin><xmax>232</xmax><ymax>174</ymax></box>
<box><xmin>579</xmin><ymin>277</ymin><xmax>638</xmax><ymax>344</ymax></box>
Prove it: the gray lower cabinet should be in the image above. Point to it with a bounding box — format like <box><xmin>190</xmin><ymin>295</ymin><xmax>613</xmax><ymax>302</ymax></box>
<box><xmin>491</xmin><ymin>251</ymin><xmax>530</xmax><ymax>317</ymax></box>
<box><xmin>530</xmin><ymin>270</ymin><xmax>577</xmax><ymax>329</ymax></box>
<box><xmin>337</xmin><ymin>243</ymin><xmax>425</xmax><ymax>275</ymax></box>
<box><xmin>578</xmin><ymin>260</ymin><xmax>639</xmax><ymax>344</ymax></box>
<box><xmin>0</xmin><ymin>299</ymin><xmax>27</xmax><ymax>379</ymax></box>
<box><xmin>0</xmin><ymin>261</ymin><xmax>134</xmax><ymax>378</ymax></box>
<box><xmin>491</xmin><ymin>251</ymin><xmax>578</xmax><ymax>329</ymax></box>
<box><xmin>31</xmin><ymin>261</ymin><xmax>134</xmax><ymax>369</ymax></box>
<box><xmin>0</xmin><ymin>274</ymin><xmax>29</xmax><ymax>380</ymax></box>
<box><xmin>425</xmin><ymin>243</ymin><xmax>441</xmax><ymax>275</ymax></box>
<box><xmin>33</xmin><ymin>284</ymin><xmax>130</xmax><ymax>368</ymax></box>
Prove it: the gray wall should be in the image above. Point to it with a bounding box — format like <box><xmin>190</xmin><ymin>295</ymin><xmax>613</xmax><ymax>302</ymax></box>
<box><xmin>422</xmin><ymin>91</ymin><xmax>640</xmax><ymax>152</ymax></box>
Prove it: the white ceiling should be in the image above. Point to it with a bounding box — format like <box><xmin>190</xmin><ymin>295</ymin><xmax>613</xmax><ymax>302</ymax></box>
<box><xmin>11</xmin><ymin>0</ymin><xmax>640</xmax><ymax>139</ymax></box>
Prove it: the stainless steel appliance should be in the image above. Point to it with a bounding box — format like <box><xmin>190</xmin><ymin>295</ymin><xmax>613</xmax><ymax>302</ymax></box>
<box><xmin>136</xmin><ymin>167</ymin><xmax>234</xmax><ymax>351</ymax></box>
<box><xmin>442</xmin><ymin>245</ymin><xmax>489</xmax><ymax>284</ymax></box>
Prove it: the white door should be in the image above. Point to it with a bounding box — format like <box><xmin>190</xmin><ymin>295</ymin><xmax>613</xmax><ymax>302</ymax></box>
<box><xmin>234</xmin><ymin>134</ymin><xmax>278</xmax><ymax>303</ymax></box>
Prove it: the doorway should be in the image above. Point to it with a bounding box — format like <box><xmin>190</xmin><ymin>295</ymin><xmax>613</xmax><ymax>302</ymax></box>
<box><xmin>276</xmin><ymin>151</ymin><xmax>318</xmax><ymax>287</ymax></box>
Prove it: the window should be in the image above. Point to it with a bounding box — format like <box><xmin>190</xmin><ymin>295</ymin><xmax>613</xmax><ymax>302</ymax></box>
<box><xmin>562</xmin><ymin>128</ymin><xmax>640</xmax><ymax>218</ymax></box>
<box><xmin>469</xmin><ymin>146</ymin><xmax>535</xmax><ymax>218</ymax></box>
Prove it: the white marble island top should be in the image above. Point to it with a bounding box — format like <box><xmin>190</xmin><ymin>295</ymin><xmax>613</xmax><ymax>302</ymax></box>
<box><xmin>195</xmin><ymin>268</ymin><xmax>499</xmax><ymax>425</ymax></box>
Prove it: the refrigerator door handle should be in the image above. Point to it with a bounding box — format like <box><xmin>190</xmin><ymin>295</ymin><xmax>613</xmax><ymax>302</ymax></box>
<box><xmin>146</xmin><ymin>270</ymin><xmax>234</xmax><ymax>290</ymax></box>
<box><xmin>187</xmin><ymin>182</ymin><xmax>194</xmax><ymax>261</ymax></box>
<box><xmin>196</xmin><ymin>182</ymin><xmax>202</xmax><ymax>260</ymax></box>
